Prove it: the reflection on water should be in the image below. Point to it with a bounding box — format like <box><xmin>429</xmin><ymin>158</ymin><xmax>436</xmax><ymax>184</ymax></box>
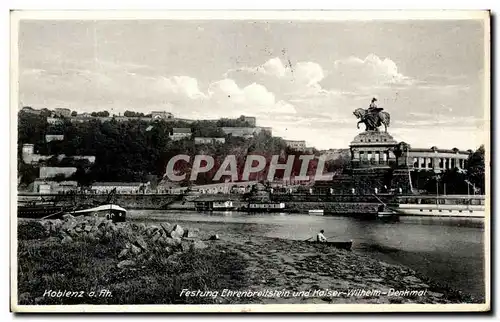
<box><xmin>128</xmin><ymin>210</ymin><xmax>485</xmax><ymax>299</ymax></box>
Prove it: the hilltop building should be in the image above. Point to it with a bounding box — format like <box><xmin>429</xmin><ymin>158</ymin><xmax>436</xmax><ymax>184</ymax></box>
<box><xmin>20</xmin><ymin>106</ymin><xmax>42</xmax><ymax>115</ymax></box>
<box><xmin>39</xmin><ymin>166</ymin><xmax>78</xmax><ymax>179</ymax></box>
<box><xmin>284</xmin><ymin>140</ymin><xmax>306</xmax><ymax>151</ymax></box>
<box><xmin>221</xmin><ymin>126</ymin><xmax>272</xmax><ymax>138</ymax></box>
<box><xmin>151</xmin><ymin>111</ymin><xmax>174</xmax><ymax>120</ymax></box>
<box><xmin>45</xmin><ymin>134</ymin><xmax>64</xmax><ymax>142</ymax></box>
<box><xmin>54</xmin><ymin>108</ymin><xmax>72</xmax><ymax>118</ymax></box>
<box><xmin>170</xmin><ymin>128</ymin><xmax>192</xmax><ymax>141</ymax></box>
<box><xmin>194</xmin><ymin>137</ymin><xmax>226</xmax><ymax>145</ymax></box>
<box><xmin>240</xmin><ymin>115</ymin><xmax>256</xmax><ymax>126</ymax></box>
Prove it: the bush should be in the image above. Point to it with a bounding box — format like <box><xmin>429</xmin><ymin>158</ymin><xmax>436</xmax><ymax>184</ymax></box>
<box><xmin>18</xmin><ymin>221</ymin><xmax>47</xmax><ymax>240</ymax></box>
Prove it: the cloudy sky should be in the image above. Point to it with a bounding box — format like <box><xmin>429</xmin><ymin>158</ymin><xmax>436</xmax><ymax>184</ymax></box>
<box><xmin>18</xmin><ymin>18</ymin><xmax>487</xmax><ymax>150</ymax></box>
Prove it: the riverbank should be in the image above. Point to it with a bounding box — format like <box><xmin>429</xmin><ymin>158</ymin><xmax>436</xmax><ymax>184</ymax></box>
<box><xmin>16</xmin><ymin>216</ymin><xmax>483</xmax><ymax>307</ymax></box>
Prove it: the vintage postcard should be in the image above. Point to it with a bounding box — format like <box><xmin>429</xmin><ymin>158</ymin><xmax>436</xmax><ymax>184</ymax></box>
<box><xmin>10</xmin><ymin>10</ymin><xmax>490</xmax><ymax>313</ymax></box>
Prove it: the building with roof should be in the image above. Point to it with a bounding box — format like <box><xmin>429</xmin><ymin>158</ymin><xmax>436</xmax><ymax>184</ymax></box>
<box><xmin>45</xmin><ymin>134</ymin><xmax>65</xmax><ymax>142</ymax></box>
<box><xmin>151</xmin><ymin>111</ymin><xmax>174</xmax><ymax>120</ymax></box>
<box><xmin>194</xmin><ymin>137</ymin><xmax>226</xmax><ymax>145</ymax></box>
<box><xmin>54</xmin><ymin>108</ymin><xmax>72</xmax><ymax>117</ymax></box>
<box><xmin>33</xmin><ymin>180</ymin><xmax>78</xmax><ymax>194</ymax></box>
<box><xmin>284</xmin><ymin>140</ymin><xmax>306</xmax><ymax>151</ymax></box>
<box><xmin>170</xmin><ymin>128</ymin><xmax>192</xmax><ymax>141</ymax></box>
<box><xmin>408</xmin><ymin>146</ymin><xmax>471</xmax><ymax>172</ymax></box>
<box><xmin>221</xmin><ymin>126</ymin><xmax>272</xmax><ymax>138</ymax></box>
<box><xmin>39</xmin><ymin>167</ymin><xmax>78</xmax><ymax>179</ymax></box>
<box><xmin>91</xmin><ymin>182</ymin><xmax>149</xmax><ymax>194</ymax></box>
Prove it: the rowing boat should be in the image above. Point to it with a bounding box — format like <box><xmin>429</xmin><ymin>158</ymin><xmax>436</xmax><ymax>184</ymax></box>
<box><xmin>306</xmin><ymin>240</ymin><xmax>353</xmax><ymax>250</ymax></box>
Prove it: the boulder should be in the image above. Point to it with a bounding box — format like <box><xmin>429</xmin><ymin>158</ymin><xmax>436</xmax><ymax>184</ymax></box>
<box><xmin>67</xmin><ymin>229</ymin><xmax>79</xmax><ymax>238</ymax></box>
<box><xmin>164</xmin><ymin>237</ymin><xmax>181</xmax><ymax>247</ymax></box>
<box><xmin>53</xmin><ymin>219</ymin><xmax>63</xmax><ymax>229</ymax></box>
<box><xmin>170</xmin><ymin>224</ymin><xmax>184</xmax><ymax>239</ymax></box>
<box><xmin>62</xmin><ymin>214</ymin><xmax>75</xmax><ymax>221</ymax></box>
<box><xmin>95</xmin><ymin>217</ymin><xmax>106</xmax><ymax>228</ymax></box>
<box><xmin>41</xmin><ymin>220</ymin><xmax>51</xmax><ymax>231</ymax></box>
<box><xmin>61</xmin><ymin>220</ymin><xmax>77</xmax><ymax>232</ymax></box>
<box><xmin>147</xmin><ymin>225</ymin><xmax>160</xmax><ymax>236</ymax></box>
<box><xmin>209</xmin><ymin>234</ymin><xmax>220</xmax><ymax>240</ymax></box>
<box><xmin>185</xmin><ymin>230</ymin><xmax>198</xmax><ymax>238</ymax></box>
<box><xmin>49</xmin><ymin>222</ymin><xmax>58</xmax><ymax>234</ymax></box>
<box><xmin>150</xmin><ymin>231</ymin><xmax>161</xmax><ymax>243</ymax></box>
<box><xmin>117</xmin><ymin>260</ymin><xmax>136</xmax><ymax>269</ymax></box>
<box><xmin>130</xmin><ymin>244</ymin><xmax>141</xmax><ymax>255</ymax></box>
<box><xmin>118</xmin><ymin>248</ymin><xmax>129</xmax><ymax>259</ymax></box>
<box><xmin>135</xmin><ymin>236</ymin><xmax>148</xmax><ymax>250</ymax></box>
<box><xmin>160</xmin><ymin>222</ymin><xmax>171</xmax><ymax>235</ymax></box>
<box><xmin>172</xmin><ymin>236</ymin><xmax>182</xmax><ymax>246</ymax></box>
<box><xmin>61</xmin><ymin>235</ymin><xmax>73</xmax><ymax>244</ymax></box>
<box><xmin>193</xmin><ymin>240</ymin><xmax>207</xmax><ymax>250</ymax></box>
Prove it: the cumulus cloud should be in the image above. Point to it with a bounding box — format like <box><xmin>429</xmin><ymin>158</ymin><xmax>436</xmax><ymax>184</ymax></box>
<box><xmin>156</xmin><ymin>76</ymin><xmax>206</xmax><ymax>99</ymax></box>
<box><xmin>327</xmin><ymin>54</ymin><xmax>413</xmax><ymax>91</ymax></box>
<box><xmin>226</xmin><ymin>57</ymin><xmax>327</xmax><ymax>98</ymax></box>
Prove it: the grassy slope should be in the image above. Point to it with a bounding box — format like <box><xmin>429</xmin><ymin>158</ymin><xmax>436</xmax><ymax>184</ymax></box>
<box><xmin>18</xmin><ymin>235</ymin><xmax>248</xmax><ymax>305</ymax></box>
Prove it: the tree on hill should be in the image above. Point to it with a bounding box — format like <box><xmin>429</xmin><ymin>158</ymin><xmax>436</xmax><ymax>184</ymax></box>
<box><xmin>216</xmin><ymin>118</ymin><xmax>252</xmax><ymax>127</ymax></box>
<box><xmin>17</xmin><ymin>112</ymin><xmax>297</xmax><ymax>185</ymax></box>
<box><xmin>95</xmin><ymin>111</ymin><xmax>110</xmax><ymax>117</ymax></box>
<box><xmin>123</xmin><ymin>110</ymin><xmax>145</xmax><ymax>117</ymax></box>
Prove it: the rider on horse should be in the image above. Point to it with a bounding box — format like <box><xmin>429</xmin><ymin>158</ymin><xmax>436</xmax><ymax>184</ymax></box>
<box><xmin>364</xmin><ymin>98</ymin><xmax>384</xmax><ymax>130</ymax></box>
<box><xmin>368</xmin><ymin>98</ymin><xmax>384</xmax><ymax>114</ymax></box>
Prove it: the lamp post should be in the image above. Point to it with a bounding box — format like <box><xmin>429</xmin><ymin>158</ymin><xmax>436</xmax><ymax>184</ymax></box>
<box><xmin>434</xmin><ymin>171</ymin><xmax>441</xmax><ymax>205</ymax></box>
<box><xmin>464</xmin><ymin>180</ymin><xmax>475</xmax><ymax>197</ymax></box>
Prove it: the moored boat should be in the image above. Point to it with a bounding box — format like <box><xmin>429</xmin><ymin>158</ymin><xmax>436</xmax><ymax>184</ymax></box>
<box><xmin>69</xmin><ymin>204</ymin><xmax>127</xmax><ymax>222</ymax></box>
<box><xmin>194</xmin><ymin>200</ymin><xmax>235</xmax><ymax>211</ymax></box>
<box><xmin>243</xmin><ymin>202</ymin><xmax>286</xmax><ymax>213</ymax></box>
<box><xmin>306</xmin><ymin>240</ymin><xmax>353</xmax><ymax>251</ymax></box>
<box><xmin>390</xmin><ymin>195</ymin><xmax>485</xmax><ymax>218</ymax></box>
<box><xmin>308</xmin><ymin>209</ymin><xmax>324</xmax><ymax>215</ymax></box>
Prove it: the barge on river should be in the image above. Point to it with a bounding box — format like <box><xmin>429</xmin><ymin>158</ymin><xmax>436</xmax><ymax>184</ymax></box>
<box><xmin>194</xmin><ymin>200</ymin><xmax>235</xmax><ymax>211</ymax></box>
<box><xmin>380</xmin><ymin>195</ymin><xmax>486</xmax><ymax>219</ymax></box>
<box><xmin>242</xmin><ymin>202</ymin><xmax>286</xmax><ymax>213</ymax></box>
<box><xmin>18</xmin><ymin>201</ymin><xmax>127</xmax><ymax>222</ymax></box>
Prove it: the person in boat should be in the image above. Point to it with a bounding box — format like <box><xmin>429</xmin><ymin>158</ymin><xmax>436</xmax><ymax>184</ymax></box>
<box><xmin>317</xmin><ymin>229</ymin><xmax>327</xmax><ymax>243</ymax></box>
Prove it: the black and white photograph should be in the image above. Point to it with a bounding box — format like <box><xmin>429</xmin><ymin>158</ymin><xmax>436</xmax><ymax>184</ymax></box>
<box><xmin>10</xmin><ymin>10</ymin><xmax>490</xmax><ymax>312</ymax></box>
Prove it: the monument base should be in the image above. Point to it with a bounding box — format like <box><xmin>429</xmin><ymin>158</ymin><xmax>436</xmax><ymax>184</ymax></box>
<box><xmin>391</xmin><ymin>168</ymin><xmax>413</xmax><ymax>194</ymax></box>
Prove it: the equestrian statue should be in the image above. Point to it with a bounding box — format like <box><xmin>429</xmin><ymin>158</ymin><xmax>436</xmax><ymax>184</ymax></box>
<box><xmin>353</xmin><ymin>98</ymin><xmax>391</xmax><ymax>132</ymax></box>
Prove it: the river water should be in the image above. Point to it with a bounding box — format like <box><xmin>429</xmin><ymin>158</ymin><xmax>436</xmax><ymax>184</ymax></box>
<box><xmin>128</xmin><ymin>210</ymin><xmax>486</xmax><ymax>300</ymax></box>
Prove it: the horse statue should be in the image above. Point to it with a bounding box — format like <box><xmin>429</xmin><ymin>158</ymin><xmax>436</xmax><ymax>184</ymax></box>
<box><xmin>353</xmin><ymin>108</ymin><xmax>391</xmax><ymax>133</ymax></box>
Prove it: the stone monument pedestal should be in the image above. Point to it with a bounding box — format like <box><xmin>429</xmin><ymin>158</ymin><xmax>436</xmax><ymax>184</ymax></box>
<box><xmin>349</xmin><ymin>131</ymin><xmax>413</xmax><ymax>194</ymax></box>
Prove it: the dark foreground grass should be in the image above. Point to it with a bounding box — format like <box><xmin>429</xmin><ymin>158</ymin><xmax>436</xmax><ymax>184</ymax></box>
<box><xmin>18</xmin><ymin>236</ymin><xmax>248</xmax><ymax>305</ymax></box>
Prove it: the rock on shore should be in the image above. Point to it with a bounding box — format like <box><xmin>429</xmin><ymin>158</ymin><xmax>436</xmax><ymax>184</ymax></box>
<box><xmin>18</xmin><ymin>215</ymin><xmax>214</xmax><ymax>269</ymax></box>
<box><xmin>17</xmin><ymin>216</ymin><xmax>480</xmax><ymax>305</ymax></box>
